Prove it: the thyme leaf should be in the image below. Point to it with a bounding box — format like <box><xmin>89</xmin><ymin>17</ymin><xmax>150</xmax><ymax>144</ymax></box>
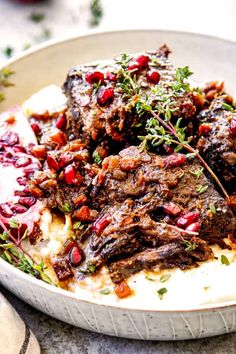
<box><xmin>100</xmin><ymin>288</ymin><xmax>111</xmax><ymax>295</ymax></box>
<box><xmin>221</xmin><ymin>254</ymin><xmax>230</xmax><ymax>265</ymax></box>
<box><xmin>157</xmin><ymin>287</ymin><xmax>167</xmax><ymax>299</ymax></box>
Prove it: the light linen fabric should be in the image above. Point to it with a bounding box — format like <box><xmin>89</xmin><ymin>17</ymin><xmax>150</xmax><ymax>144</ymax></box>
<box><xmin>0</xmin><ymin>293</ymin><xmax>40</xmax><ymax>354</ymax></box>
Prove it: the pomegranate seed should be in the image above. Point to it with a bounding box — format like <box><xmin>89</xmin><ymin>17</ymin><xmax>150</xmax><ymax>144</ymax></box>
<box><xmin>230</xmin><ymin>118</ymin><xmax>236</xmax><ymax>136</ymax></box>
<box><xmin>85</xmin><ymin>71</ymin><xmax>104</xmax><ymax>84</ymax></box>
<box><xmin>92</xmin><ymin>214</ymin><xmax>112</xmax><ymax>235</ymax></box>
<box><xmin>31</xmin><ymin>145</ymin><xmax>47</xmax><ymax>159</ymax></box>
<box><xmin>59</xmin><ymin>152</ymin><xmax>73</xmax><ymax>168</ymax></box>
<box><xmin>69</xmin><ymin>245</ymin><xmax>83</xmax><ymax>267</ymax></box>
<box><xmin>198</xmin><ymin>124</ymin><xmax>212</xmax><ymax>135</ymax></box>
<box><xmin>3</xmin><ymin>145</ymin><xmax>26</xmax><ymax>154</ymax></box>
<box><xmin>164</xmin><ymin>153</ymin><xmax>186</xmax><ymax>168</ymax></box>
<box><xmin>49</xmin><ymin>129</ymin><xmax>67</xmax><ymax>146</ymax></box>
<box><xmin>106</xmin><ymin>72</ymin><xmax>117</xmax><ymax>82</ymax></box>
<box><xmin>55</xmin><ymin>113</ymin><xmax>67</xmax><ymax>130</ymax></box>
<box><xmin>17</xmin><ymin>176</ymin><xmax>27</xmax><ymax>186</ymax></box>
<box><xmin>23</xmin><ymin>163</ymin><xmax>39</xmax><ymax>177</ymax></box>
<box><xmin>128</xmin><ymin>63</ymin><xmax>139</xmax><ymax>72</ymax></box>
<box><xmin>97</xmin><ymin>87</ymin><xmax>114</xmax><ymax>106</ymax></box>
<box><xmin>185</xmin><ymin>222</ymin><xmax>201</xmax><ymax>232</ymax></box>
<box><xmin>163</xmin><ymin>203</ymin><xmax>181</xmax><ymax>216</ymax></box>
<box><xmin>18</xmin><ymin>197</ymin><xmax>36</xmax><ymax>207</ymax></box>
<box><xmin>62</xmin><ymin>240</ymin><xmax>77</xmax><ymax>255</ymax></box>
<box><xmin>136</xmin><ymin>55</ymin><xmax>149</xmax><ymax>69</ymax></box>
<box><xmin>11</xmin><ymin>204</ymin><xmax>28</xmax><ymax>214</ymax></box>
<box><xmin>14</xmin><ymin>156</ymin><xmax>32</xmax><ymax>168</ymax></box>
<box><xmin>47</xmin><ymin>155</ymin><xmax>59</xmax><ymax>171</ymax></box>
<box><xmin>163</xmin><ymin>144</ymin><xmax>174</xmax><ymax>155</ymax></box>
<box><xmin>30</xmin><ymin>123</ymin><xmax>41</xmax><ymax>134</ymax></box>
<box><xmin>0</xmin><ymin>131</ymin><xmax>19</xmax><ymax>146</ymax></box>
<box><xmin>176</xmin><ymin>211</ymin><xmax>200</xmax><ymax>229</ymax></box>
<box><xmin>14</xmin><ymin>190</ymin><xmax>27</xmax><ymax>197</ymax></box>
<box><xmin>64</xmin><ymin>164</ymin><xmax>76</xmax><ymax>185</ymax></box>
<box><xmin>146</xmin><ymin>70</ymin><xmax>160</xmax><ymax>84</ymax></box>
<box><xmin>0</xmin><ymin>203</ymin><xmax>13</xmax><ymax>218</ymax></box>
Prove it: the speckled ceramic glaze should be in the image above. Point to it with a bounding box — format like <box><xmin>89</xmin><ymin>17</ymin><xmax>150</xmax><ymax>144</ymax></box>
<box><xmin>0</xmin><ymin>30</ymin><xmax>236</xmax><ymax>340</ymax></box>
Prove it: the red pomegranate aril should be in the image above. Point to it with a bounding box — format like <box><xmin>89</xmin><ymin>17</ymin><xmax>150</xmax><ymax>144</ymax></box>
<box><xmin>59</xmin><ymin>152</ymin><xmax>73</xmax><ymax>168</ymax></box>
<box><xmin>185</xmin><ymin>222</ymin><xmax>201</xmax><ymax>232</ymax></box>
<box><xmin>17</xmin><ymin>176</ymin><xmax>27</xmax><ymax>186</ymax></box>
<box><xmin>18</xmin><ymin>196</ymin><xmax>36</xmax><ymax>207</ymax></box>
<box><xmin>97</xmin><ymin>87</ymin><xmax>114</xmax><ymax>106</ymax></box>
<box><xmin>164</xmin><ymin>153</ymin><xmax>186</xmax><ymax>168</ymax></box>
<box><xmin>230</xmin><ymin>119</ymin><xmax>236</xmax><ymax>136</ymax></box>
<box><xmin>146</xmin><ymin>70</ymin><xmax>160</xmax><ymax>84</ymax></box>
<box><xmin>128</xmin><ymin>63</ymin><xmax>139</xmax><ymax>72</ymax></box>
<box><xmin>0</xmin><ymin>131</ymin><xmax>19</xmax><ymax>146</ymax></box>
<box><xmin>30</xmin><ymin>123</ymin><xmax>41</xmax><ymax>134</ymax></box>
<box><xmin>0</xmin><ymin>203</ymin><xmax>13</xmax><ymax>218</ymax></box>
<box><xmin>176</xmin><ymin>211</ymin><xmax>200</xmax><ymax>229</ymax></box>
<box><xmin>105</xmin><ymin>72</ymin><xmax>117</xmax><ymax>82</ymax></box>
<box><xmin>14</xmin><ymin>156</ymin><xmax>32</xmax><ymax>168</ymax></box>
<box><xmin>31</xmin><ymin>145</ymin><xmax>47</xmax><ymax>159</ymax></box>
<box><xmin>163</xmin><ymin>203</ymin><xmax>181</xmax><ymax>216</ymax></box>
<box><xmin>69</xmin><ymin>245</ymin><xmax>83</xmax><ymax>267</ymax></box>
<box><xmin>62</xmin><ymin>240</ymin><xmax>77</xmax><ymax>255</ymax></box>
<box><xmin>11</xmin><ymin>204</ymin><xmax>28</xmax><ymax>214</ymax></box>
<box><xmin>64</xmin><ymin>164</ymin><xmax>76</xmax><ymax>185</ymax></box>
<box><xmin>198</xmin><ymin>124</ymin><xmax>212</xmax><ymax>135</ymax></box>
<box><xmin>23</xmin><ymin>163</ymin><xmax>39</xmax><ymax>177</ymax></box>
<box><xmin>14</xmin><ymin>190</ymin><xmax>26</xmax><ymax>197</ymax></box>
<box><xmin>136</xmin><ymin>55</ymin><xmax>149</xmax><ymax>69</ymax></box>
<box><xmin>85</xmin><ymin>71</ymin><xmax>104</xmax><ymax>84</ymax></box>
<box><xmin>55</xmin><ymin>113</ymin><xmax>67</xmax><ymax>130</ymax></box>
<box><xmin>47</xmin><ymin>155</ymin><xmax>59</xmax><ymax>171</ymax></box>
<box><xmin>92</xmin><ymin>214</ymin><xmax>112</xmax><ymax>235</ymax></box>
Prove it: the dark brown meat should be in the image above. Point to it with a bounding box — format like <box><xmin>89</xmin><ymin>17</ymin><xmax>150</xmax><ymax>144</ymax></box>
<box><xmin>94</xmin><ymin>146</ymin><xmax>234</xmax><ymax>243</ymax></box>
<box><xmin>108</xmin><ymin>237</ymin><xmax>213</xmax><ymax>283</ymax></box>
<box><xmin>196</xmin><ymin>97</ymin><xmax>236</xmax><ymax>189</ymax></box>
<box><xmin>63</xmin><ymin>45</ymin><xmax>196</xmax><ymax>151</ymax></box>
<box><xmin>81</xmin><ymin>146</ymin><xmax>234</xmax><ymax>278</ymax></box>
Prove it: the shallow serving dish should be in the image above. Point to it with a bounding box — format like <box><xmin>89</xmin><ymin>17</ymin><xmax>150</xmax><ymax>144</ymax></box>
<box><xmin>0</xmin><ymin>29</ymin><xmax>236</xmax><ymax>340</ymax></box>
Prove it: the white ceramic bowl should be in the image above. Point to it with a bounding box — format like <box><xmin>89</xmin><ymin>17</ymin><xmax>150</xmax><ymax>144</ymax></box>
<box><xmin>1</xmin><ymin>29</ymin><xmax>236</xmax><ymax>341</ymax></box>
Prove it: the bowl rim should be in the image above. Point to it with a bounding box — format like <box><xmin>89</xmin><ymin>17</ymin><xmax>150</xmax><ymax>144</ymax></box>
<box><xmin>1</xmin><ymin>28</ymin><xmax>236</xmax><ymax>314</ymax></box>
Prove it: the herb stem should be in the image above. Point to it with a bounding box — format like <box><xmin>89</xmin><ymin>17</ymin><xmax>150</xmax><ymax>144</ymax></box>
<box><xmin>0</xmin><ymin>218</ymin><xmax>35</xmax><ymax>263</ymax></box>
<box><xmin>149</xmin><ymin>109</ymin><xmax>229</xmax><ymax>200</ymax></box>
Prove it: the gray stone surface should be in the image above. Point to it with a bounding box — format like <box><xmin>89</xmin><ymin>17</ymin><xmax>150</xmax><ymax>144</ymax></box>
<box><xmin>1</xmin><ymin>286</ymin><xmax>236</xmax><ymax>354</ymax></box>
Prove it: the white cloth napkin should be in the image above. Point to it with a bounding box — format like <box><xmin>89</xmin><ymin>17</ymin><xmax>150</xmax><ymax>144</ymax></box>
<box><xmin>0</xmin><ymin>292</ymin><xmax>40</xmax><ymax>354</ymax></box>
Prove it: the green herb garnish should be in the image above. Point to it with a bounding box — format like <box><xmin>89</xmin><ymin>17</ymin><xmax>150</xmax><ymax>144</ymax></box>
<box><xmin>100</xmin><ymin>288</ymin><xmax>111</xmax><ymax>295</ymax></box>
<box><xmin>222</xmin><ymin>102</ymin><xmax>234</xmax><ymax>111</ymax></box>
<box><xmin>221</xmin><ymin>254</ymin><xmax>230</xmax><ymax>265</ymax></box>
<box><xmin>29</xmin><ymin>12</ymin><xmax>45</xmax><ymax>23</ymax></box>
<box><xmin>209</xmin><ymin>203</ymin><xmax>216</xmax><ymax>214</ymax></box>
<box><xmin>160</xmin><ymin>273</ymin><xmax>171</xmax><ymax>283</ymax></box>
<box><xmin>184</xmin><ymin>240</ymin><xmax>197</xmax><ymax>252</ymax></box>
<box><xmin>157</xmin><ymin>287</ymin><xmax>167</xmax><ymax>299</ymax></box>
<box><xmin>0</xmin><ymin>67</ymin><xmax>14</xmax><ymax>103</ymax></box>
<box><xmin>90</xmin><ymin>0</ymin><xmax>103</xmax><ymax>26</ymax></box>
<box><xmin>190</xmin><ymin>167</ymin><xmax>204</xmax><ymax>178</ymax></box>
<box><xmin>73</xmin><ymin>221</ymin><xmax>85</xmax><ymax>230</ymax></box>
<box><xmin>61</xmin><ymin>202</ymin><xmax>72</xmax><ymax>214</ymax></box>
<box><xmin>197</xmin><ymin>185</ymin><xmax>208</xmax><ymax>194</ymax></box>
<box><xmin>3</xmin><ymin>46</ymin><xmax>14</xmax><ymax>58</ymax></box>
<box><xmin>93</xmin><ymin>150</ymin><xmax>102</xmax><ymax>164</ymax></box>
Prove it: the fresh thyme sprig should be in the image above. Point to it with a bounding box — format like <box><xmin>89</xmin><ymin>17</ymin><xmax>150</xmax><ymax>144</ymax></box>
<box><xmin>0</xmin><ymin>218</ymin><xmax>52</xmax><ymax>284</ymax></box>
